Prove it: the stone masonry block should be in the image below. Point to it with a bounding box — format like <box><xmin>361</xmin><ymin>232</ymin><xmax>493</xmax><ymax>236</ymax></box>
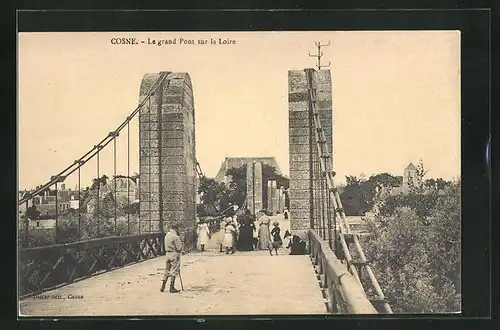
<box><xmin>163</xmin><ymin>130</ymin><xmax>185</xmax><ymax>139</ymax></box>
<box><xmin>289</xmin><ymin>127</ymin><xmax>312</xmax><ymax>137</ymax></box>
<box><xmin>163</xmin><ymin>191</ymin><xmax>186</xmax><ymax>202</ymax></box>
<box><xmin>290</xmin><ymin>161</ymin><xmax>312</xmax><ymax>171</ymax></box>
<box><xmin>315</xmin><ymin>101</ymin><xmax>332</xmax><ymax>111</ymax></box>
<box><xmin>289</xmin><ymin>144</ymin><xmax>311</xmax><ymax>154</ymax></box>
<box><xmin>163</xmin><ymin>201</ymin><xmax>185</xmax><ymax>210</ymax></box>
<box><xmin>288</xmin><ymin>70</ymin><xmax>308</xmax><ymax>93</ymax></box>
<box><xmin>161</xmin><ymin>155</ymin><xmax>185</xmax><ymax>165</ymax></box>
<box><xmin>289</xmin><ymin>136</ymin><xmax>311</xmax><ymax>145</ymax></box>
<box><xmin>289</xmin><ymin>171</ymin><xmax>312</xmax><ymax>180</ymax></box>
<box><xmin>288</xmin><ymin>101</ymin><xmax>309</xmax><ymax>112</ymax></box>
<box><xmin>290</xmin><ymin>153</ymin><xmax>312</xmax><ymax>162</ymax></box>
<box><xmin>163</xmin><ymin>211</ymin><xmax>187</xmax><ymax>221</ymax></box>
<box><xmin>291</xmin><ymin>199</ymin><xmax>311</xmax><ymax>210</ymax></box>
<box><xmin>316</xmin><ymin>91</ymin><xmax>331</xmax><ymax>103</ymax></box>
<box><xmin>164</xmin><ymin>94</ymin><xmax>183</xmax><ymax>104</ymax></box>
<box><xmin>163</xmin><ymin>112</ymin><xmax>184</xmax><ymax>122</ymax></box>
<box><xmin>290</xmin><ymin>180</ymin><xmax>311</xmax><ymax>191</ymax></box>
<box><xmin>289</xmin><ymin>110</ymin><xmax>311</xmax><ymax>120</ymax></box>
<box><xmin>162</xmin><ymin>104</ymin><xmax>182</xmax><ymax>114</ymax></box>
<box><xmin>288</xmin><ymin>92</ymin><xmax>309</xmax><ymax>103</ymax></box>
<box><xmin>161</xmin><ymin>174</ymin><xmax>187</xmax><ymax>184</ymax></box>
<box><xmin>290</xmin><ymin>220</ymin><xmax>311</xmax><ymax>231</ymax></box>
<box><xmin>161</xmin><ymin>164</ymin><xmax>186</xmax><ymax>174</ymax></box>
<box><xmin>289</xmin><ymin>118</ymin><xmax>311</xmax><ymax>129</ymax></box>
<box><xmin>313</xmin><ymin>69</ymin><xmax>332</xmax><ymax>86</ymax></box>
<box><xmin>288</xmin><ymin>190</ymin><xmax>312</xmax><ymax>200</ymax></box>
<box><xmin>161</xmin><ymin>138</ymin><xmax>185</xmax><ymax>148</ymax></box>
<box><xmin>162</xmin><ymin>147</ymin><xmax>185</xmax><ymax>157</ymax></box>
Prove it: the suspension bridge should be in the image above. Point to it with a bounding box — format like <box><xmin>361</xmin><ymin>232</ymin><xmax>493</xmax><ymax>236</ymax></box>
<box><xmin>18</xmin><ymin>66</ymin><xmax>392</xmax><ymax>316</ymax></box>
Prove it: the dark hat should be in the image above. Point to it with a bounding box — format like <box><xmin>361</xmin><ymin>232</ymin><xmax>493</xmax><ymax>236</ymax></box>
<box><xmin>272</xmin><ymin>221</ymin><xmax>279</xmax><ymax>227</ymax></box>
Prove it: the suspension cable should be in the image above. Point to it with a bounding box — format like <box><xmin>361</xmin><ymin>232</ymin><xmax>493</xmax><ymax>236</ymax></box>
<box><xmin>18</xmin><ymin>72</ymin><xmax>169</xmax><ymax>206</ymax></box>
<box><xmin>304</xmin><ymin>68</ymin><xmax>393</xmax><ymax>314</ymax></box>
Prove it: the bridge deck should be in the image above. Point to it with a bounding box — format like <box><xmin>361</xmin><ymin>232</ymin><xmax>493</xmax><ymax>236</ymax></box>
<box><xmin>20</xmin><ymin>250</ymin><xmax>328</xmax><ymax>316</ymax></box>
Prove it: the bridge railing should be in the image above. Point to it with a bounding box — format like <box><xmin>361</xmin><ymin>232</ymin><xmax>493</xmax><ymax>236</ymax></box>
<box><xmin>308</xmin><ymin>229</ymin><xmax>377</xmax><ymax>314</ymax></box>
<box><xmin>18</xmin><ymin>233</ymin><xmax>165</xmax><ymax>299</ymax></box>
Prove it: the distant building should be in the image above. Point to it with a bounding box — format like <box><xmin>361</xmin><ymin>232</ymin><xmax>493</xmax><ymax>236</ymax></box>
<box><xmin>214</xmin><ymin>157</ymin><xmax>282</xmax><ymax>184</ymax></box>
<box><xmin>402</xmin><ymin>162</ymin><xmax>422</xmax><ymax>192</ymax></box>
<box><xmin>85</xmin><ymin>176</ymin><xmax>139</xmax><ymax>214</ymax></box>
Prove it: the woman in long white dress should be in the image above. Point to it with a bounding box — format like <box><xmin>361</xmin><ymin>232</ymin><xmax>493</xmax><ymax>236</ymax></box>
<box><xmin>257</xmin><ymin>211</ymin><xmax>272</xmax><ymax>250</ymax></box>
<box><xmin>223</xmin><ymin>221</ymin><xmax>236</xmax><ymax>254</ymax></box>
<box><xmin>196</xmin><ymin>219</ymin><xmax>210</xmax><ymax>252</ymax></box>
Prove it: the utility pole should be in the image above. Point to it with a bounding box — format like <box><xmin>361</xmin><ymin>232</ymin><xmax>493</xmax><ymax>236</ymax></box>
<box><xmin>308</xmin><ymin>41</ymin><xmax>331</xmax><ymax>70</ymax></box>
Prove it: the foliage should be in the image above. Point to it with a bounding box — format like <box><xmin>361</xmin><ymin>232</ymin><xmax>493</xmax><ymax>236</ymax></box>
<box><xmin>226</xmin><ymin>165</ymin><xmax>247</xmax><ymax>208</ymax></box>
<box><xmin>416</xmin><ymin>159</ymin><xmax>428</xmax><ymax>183</ymax></box>
<box><xmin>340</xmin><ymin>173</ymin><xmax>402</xmax><ymax>216</ymax></box>
<box><xmin>123</xmin><ymin>201</ymin><xmax>139</xmax><ymax>214</ymax></box>
<box><xmin>197</xmin><ymin>177</ymin><xmax>229</xmax><ymax>217</ymax></box>
<box><xmin>424</xmin><ymin>178</ymin><xmax>451</xmax><ymax>190</ymax></box>
<box><xmin>379</xmin><ymin>190</ymin><xmax>440</xmax><ymax>219</ymax></box>
<box><xmin>361</xmin><ymin>181</ymin><xmax>461</xmax><ymax>313</ymax></box>
<box><xmin>26</xmin><ymin>204</ymin><xmax>41</xmax><ymax>220</ymax></box>
<box><xmin>90</xmin><ymin>175</ymin><xmax>109</xmax><ymax>190</ymax></box>
<box><xmin>340</xmin><ymin>176</ymin><xmax>370</xmax><ymax>216</ymax></box>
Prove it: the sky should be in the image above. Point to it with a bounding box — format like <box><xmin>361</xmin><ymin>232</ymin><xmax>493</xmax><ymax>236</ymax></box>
<box><xmin>18</xmin><ymin>31</ymin><xmax>460</xmax><ymax>190</ymax></box>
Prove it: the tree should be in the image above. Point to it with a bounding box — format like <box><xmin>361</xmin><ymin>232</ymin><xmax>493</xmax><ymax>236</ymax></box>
<box><xmin>197</xmin><ymin>177</ymin><xmax>229</xmax><ymax>217</ymax></box>
<box><xmin>362</xmin><ymin>180</ymin><xmax>461</xmax><ymax>313</ymax></box>
<box><xmin>424</xmin><ymin>178</ymin><xmax>451</xmax><ymax>190</ymax></box>
<box><xmin>26</xmin><ymin>204</ymin><xmax>41</xmax><ymax>220</ymax></box>
<box><xmin>416</xmin><ymin>159</ymin><xmax>428</xmax><ymax>182</ymax></box>
<box><xmin>368</xmin><ymin>173</ymin><xmax>401</xmax><ymax>189</ymax></box>
<box><xmin>123</xmin><ymin>201</ymin><xmax>139</xmax><ymax>214</ymax></box>
<box><xmin>340</xmin><ymin>175</ymin><xmax>373</xmax><ymax>215</ymax></box>
<box><xmin>90</xmin><ymin>175</ymin><xmax>109</xmax><ymax>190</ymax></box>
<box><xmin>226</xmin><ymin>165</ymin><xmax>247</xmax><ymax>208</ymax></box>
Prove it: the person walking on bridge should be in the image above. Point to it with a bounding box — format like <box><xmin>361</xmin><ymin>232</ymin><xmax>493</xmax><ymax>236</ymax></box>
<box><xmin>223</xmin><ymin>218</ymin><xmax>237</xmax><ymax>254</ymax></box>
<box><xmin>196</xmin><ymin>218</ymin><xmax>210</xmax><ymax>252</ymax></box>
<box><xmin>160</xmin><ymin>224</ymin><xmax>182</xmax><ymax>293</ymax></box>
<box><xmin>257</xmin><ymin>210</ymin><xmax>272</xmax><ymax>250</ymax></box>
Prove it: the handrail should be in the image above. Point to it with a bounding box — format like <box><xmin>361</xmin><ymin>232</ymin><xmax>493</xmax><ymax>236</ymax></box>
<box><xmin>19</xmin><ymin>233</ymin><xmax>165</xmax><ymax>298</ymax></box>
<box><xmin>19</xmin><ymin>233</ymin><xmax>164</xmax><ymax>259</ymax></box>
<box><xmin>308</xmin><ymin>229</ymin><xmax>377</xmax><ymax>314</ymax></box>
<box><xmin>304</xmin><ymin>68</ymin><xmax>393</xmax><ymax>313</ymax></box>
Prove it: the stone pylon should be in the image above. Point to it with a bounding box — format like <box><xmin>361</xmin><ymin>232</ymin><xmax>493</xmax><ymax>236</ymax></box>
<box><xmin>246</xmin><ymin>161</ymin><xmax>263</xmax><ymax>215</ymax></box>
<box><xmin>139</xmin><ymin>72</ymin><xmax>197</xmax><ymax>236</ymax></box>
<box><xmin>277</xmin><ymin>187</ymin><xmax>285</xmax><ymax>214</ymax></box>
<box><xmin>267</xmin><ymin>180</ymin><xmax>276</xmax><ymax>215</ymax></box>
<box><xmin>271</xmin><ymin>180</ymin><xmax>278</xmax><ymax>214</ymax></box>
<box><xmin>288</xmin><ymin>69</ymin><xmax>333</xmax><ymax>232</ymax></box>
<box><xmin>267</xmin><ymin>181</ymin><xmax>272</xmax><ymax>214</ymax></box>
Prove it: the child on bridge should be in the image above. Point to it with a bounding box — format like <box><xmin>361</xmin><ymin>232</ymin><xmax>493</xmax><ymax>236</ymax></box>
<box><xmin>270</xmin><ymin>221</ymin><xmax>283</xmax><ymax>256</ymax></box>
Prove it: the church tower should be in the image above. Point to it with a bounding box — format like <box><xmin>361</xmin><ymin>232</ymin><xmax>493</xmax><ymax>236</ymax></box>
<box><xmin>403</xmin><ymin>162</ymin><xmax>420</xmax><ymax>192</ymax></box>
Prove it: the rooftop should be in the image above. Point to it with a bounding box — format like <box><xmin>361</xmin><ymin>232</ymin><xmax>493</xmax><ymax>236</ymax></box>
<box><xmin>405</xmin><ymin>162</ymin><xmax>417</xmax><ymax>171</ymax></box>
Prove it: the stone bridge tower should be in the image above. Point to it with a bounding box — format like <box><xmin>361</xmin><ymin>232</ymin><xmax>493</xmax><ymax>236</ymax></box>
<box><xmin>288</xmin><ymin>69</ymin><xmax>333</xmax><ymax>233</ymax></box>
<box><xmin>139</xmin><ymin>72</ymin><xmax>197</xmax><ymax>236</ymax></box>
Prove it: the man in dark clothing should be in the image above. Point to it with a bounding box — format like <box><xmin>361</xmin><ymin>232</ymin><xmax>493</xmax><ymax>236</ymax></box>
<box><xmin>285</xmin><ymin>232</ymin><xmax>306</xmax><ymax>255</ymax></box>
<box><xmin>160</xmin><ymin>224</ymin><xmax>183</xmax><ymax>293</ymax></box>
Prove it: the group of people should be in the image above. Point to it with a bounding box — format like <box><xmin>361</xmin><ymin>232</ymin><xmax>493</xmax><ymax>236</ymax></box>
<box><xmin>160</xmin><ymin>209</ymin><xmax>306</xmax><ymax>293</ymax></box>
<box><xmin>195</xmin><ymin>209</ymin><xmax>304</xmax><ymax>256</ymax></box>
